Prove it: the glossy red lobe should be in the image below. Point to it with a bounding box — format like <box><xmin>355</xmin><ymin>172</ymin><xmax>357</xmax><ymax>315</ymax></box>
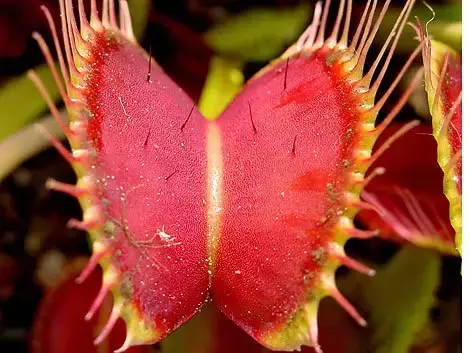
<box><xmin>212</xmin><ymin>49</ymin><xmax>361</xmax><ymax>339</ymax></box>
<box><xmin>84</xmin><ymin>32</ymin><xmax>210</xmax><ymax>337</ymax></box>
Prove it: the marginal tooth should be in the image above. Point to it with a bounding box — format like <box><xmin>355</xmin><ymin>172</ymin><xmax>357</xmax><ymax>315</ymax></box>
<box><xmin>355</xmin><ymin>148</ymin><xmax>372</xmax><ymax>161</ymax></box>
<box><xmin>27</xmin><ymin>69</ymin><xmax>73</xmax><ymax>136</ymax></box>
<box><xmin>344</xmin><ymin>191</ymin><xmax>359</xmax><ymax>205</ymax></box>
<box><xmin>89</xmin><ymin>0</ymin><xmax>103</xmax><ymax>31</ymax></box>
<box><xmin>67</xmin><ymin>218</ymin><xmax>92</xmax><ymax>231</ymax></box>
<box><xmin>336</xmin><ymin>216</ymin><xmax>379</xmax><ymax>239</ymax></box>
<box><xmin>114</xmin><ymin>330</ymin><xmax>134</xmax><ymax>353</ymax></box>
<box><xmin>94</xmin><ymin>299</ymin><xmax>124</xmax><ymax>345</ymax></box>
<box><xmin>108</xmin><ymin>0</ymin><xmax>118</xmax><ymax>29</ymax></box>
<box><xmin>85</xmin><ymin>282</ymin><xmax>110</xmax><ymax>321</ymax></box>
<box><xmin>368</xmin><ymin>120</ymin><xmax>421</xmax><ymax>167</ymax></box>
<box><xmin>67</xmin><ymin>213</ymin><xmax>101</xmax><ymax>231</ymax></box>
<box><xmin>85</xmin><ymin>267</ymin><xmax>118</xmax><ymax>321</ymax></box>
<box><xmin>305</xmin><ymin>300</ymin><xmax>323</xmax><ymax>353</ymax></box>
<box><xmin>77</xmin><ymin>0</ymin><xmax>93</xmax><ymax>39</ymax></box>
<box><xmin>76</xmin><ymin>242</ymin><xmax>106</xmax><ymax>284</ymax></box>
<box><xmin>361</xmin><ymin>121</ymin><xmax>376</xmax><ymax>132</ymax></box>
<box><xmin>72</xmin><ymin>148</ymin><xmax>91</xmax><ymax>163</ymax></box>
<box><xmin>120</xmin><ymin>303</ymin><xmax>162</xmax><ymax>348</ymax></box>
<box><xmin>102</xmin><ymin>0</ymin><xmax>110</xmax><ymax>27</ymax></box>
<box><xmin>119</xmin><ymin>0</ymin><xmax>136</xmax><ymax>42</ymax></box>
<box><xmin>329</xmin><ymin>243</ymin><xmax>376</xmax><ymax>276</ymax></box>
<box><xmin>345</xmin><ymin>192</ymin><xmax>382</xmax><ymax>213</ymax></box>
<box><xmin>337</xmin><ymin>215</ymin><xmax>353</xmax><ymax>229</ymax></box>
<box><xmin>35</xmin><ymin>123</ymin><xmax>76</xmax><ymax>164</ymax></box>
<box><xmin>69</xmin><ymin>120</ymin><xmax>86</xmax><ymax>133</ymax></box>
<box><xmin>323</xmin><ymin>274</ymin><xmax>367</xmax><ymax>327</ymax></box>
<box><xmin>77</xmin><ymin>175</ymin><xmax>98</xmax><ymax>195</ymax></box>
<box><xmin>349</xmin><ymin>199</ymin><xmax>383</xmax><ymax>215</ymax></box>
<box><xmin>361</xmin><ymin>166</ymin><xmax>386</xmax><ymax>187</ymax></box>
<box><xmin>68</xmin><ymin>205</ymin><xmax>103</xmax><ymax>231</ymax></box>
<box><xmin>46</xmin><ymin>178</ymin><xmax>86</xmax><ymax>197</ymax></box>
<box><xmin>347</xmin><ymin>227</ymin><xmax>379</xmax><ymax>239</ymax></box>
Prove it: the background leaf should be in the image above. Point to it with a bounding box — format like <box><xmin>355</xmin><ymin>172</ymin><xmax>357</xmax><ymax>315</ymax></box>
<box><xmin>204</xmin><ymin>2</ymin><xmax>312</xmax><ymax>62</ymax></box>
<box><xmin>198</xmin><ymin>56</ymin><xmax>244</xmax><ymax>120</ymax></box>
<box><xmin>364</xmin><ymin>246</ymin><xmax>441</xmax><ymax>353</ymax></box>
<box><xmin>0</xmin><ymin>63</ymin><xmax>59</xmax><ymax>142</ymax></box>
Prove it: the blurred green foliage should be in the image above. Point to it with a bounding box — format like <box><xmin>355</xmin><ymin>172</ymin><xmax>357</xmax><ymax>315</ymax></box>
<box><xmin>198</xmin><ymin>57</ymin><xmax>244</xmax><ymax>120</ymax></box>
<box><xmin>205</xmin><ymin>2</ymin><xmax>312</xmax><ymax>62</ymax></box>
<box><xmin>0</xmin><ymin>63</ymin><xmax>59</xmax><ymax>142</ymax></box>
<box><xmin>365</xmin><ymin>246</ymin><xmax>440</xmax><ymax>353</ymax></box>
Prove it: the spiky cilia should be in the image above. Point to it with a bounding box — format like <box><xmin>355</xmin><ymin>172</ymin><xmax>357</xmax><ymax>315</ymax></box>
<box><xmin>30</xmin><ymin>0</ymin><xmax>423</xmax><ymax>352</ymax></box>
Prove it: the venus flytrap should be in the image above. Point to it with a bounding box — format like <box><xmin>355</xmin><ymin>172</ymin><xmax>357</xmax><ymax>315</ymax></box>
<box><xmin>30</xmin><ymin>1</ymin><xmax>425</xmax><ymax>352</ymax></box>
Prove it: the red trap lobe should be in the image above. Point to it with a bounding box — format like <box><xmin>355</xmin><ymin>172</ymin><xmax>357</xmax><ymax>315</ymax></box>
<box><xmin>30</xmin><ymin>0</ymin><xmax>210</xmax><ymax>349</ymax></box>
<box><xmin>211</xmin><ymin>0</ymin><xmax>422</xmax><ymax>350</ymax></box>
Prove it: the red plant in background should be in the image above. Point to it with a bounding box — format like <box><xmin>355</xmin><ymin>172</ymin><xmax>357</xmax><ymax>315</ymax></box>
<box><xmin>359</xmin><ymin>123</ymin><xmax>456</xmax><ymax>254</ymax></box>
<box><xmin>31</xmin><ymin>258</ymin><xmax>150</xmax><ymax>353</ymax></box>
